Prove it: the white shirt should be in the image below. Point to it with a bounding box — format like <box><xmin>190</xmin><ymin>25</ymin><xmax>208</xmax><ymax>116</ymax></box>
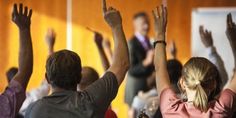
<box><xmin>19</xmin><ymin>80</ymin><xmax>50</xmax><ymax>116</ymax></box>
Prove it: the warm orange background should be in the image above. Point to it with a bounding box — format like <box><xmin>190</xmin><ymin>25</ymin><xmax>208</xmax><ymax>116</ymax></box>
<box><xmin>0</xmin><ymin>0</ymin><xmax>236</xmax><ymax>118</ymax></box>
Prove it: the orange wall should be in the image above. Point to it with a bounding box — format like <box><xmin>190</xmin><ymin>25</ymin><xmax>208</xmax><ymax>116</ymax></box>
<box><xmin>0</xmin><ymin>0</ymin><xmax>236</xmax><ymax>118</ymax></box>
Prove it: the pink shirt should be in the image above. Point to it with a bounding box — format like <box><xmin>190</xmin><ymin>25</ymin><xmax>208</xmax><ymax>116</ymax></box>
<box><xmin>160</xmin><ymin>88</ymin><xmax>236</xmax><ymax>118</ymax></box>
<box><xmin>0</xmin><ymin>80</ymin><xmax>26</xmax><ymax>118</ymax></box>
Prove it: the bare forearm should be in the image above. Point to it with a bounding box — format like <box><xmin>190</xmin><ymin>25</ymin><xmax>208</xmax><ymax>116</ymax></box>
<box><xmin>96</xmin><ymin>44</ymin><xmax>110</xmax><ymax>70</ymax></box>
<box><xmin>154</xmin><ymin>36</ymin><xmax>170</xmax><ymax>94</ymax></box>
<box><xmin>16</xmin><ymin>29</ymin><xmax>33</xmax><ymax>89</ymax></box>
<box><xmin>109</xmin><ymin>25</ymin><xmax>130</xmax><ymax>84</ymax></box>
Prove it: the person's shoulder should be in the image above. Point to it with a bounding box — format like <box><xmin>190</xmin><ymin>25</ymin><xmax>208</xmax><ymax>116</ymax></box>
<box><xmin>24</xmin><ymin>99</ymin><xmax>43</xmax><ymax>116</ymax></box>
<box><xmin>129</xmin><ymin>36</ymin><xmax>138</xmax><ymax>43</ymax></box>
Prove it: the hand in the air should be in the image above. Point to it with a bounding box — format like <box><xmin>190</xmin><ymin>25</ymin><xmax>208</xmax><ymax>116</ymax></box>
<box><xmin>94</xmin><ymin>32</ymin><xmax>103</xmax><ymax>47</ymax></box>
<box><xmin>169</xmin><ymin>41</ymin><xmax>177</xmax><ymax>58</ymax></box>
<box><xmin>12</xmin><ymin>3</ymin><xmax>32</xmax><ymax>30</ymax></box>
<box><xmin>102</xmin><ymin>0</ymin><xmax>122</xmax><ymax>28</ymax></box>
<box><xmin>45</xmin><ymin>28</ymin><xmax>56</xmax><ymax>49</ymax></box>
<box><xmin>199</xmin><ymin>26</ymin><xmax>213</xmax><ymax>47</ymax></box>
<box><xmin>226</xmin><ymin>13</ymin><xmax>236</xmax><ymax>48</ymax></box>
<box><xmin>152</xmin><ymin>4</ymin><xmax>167</xmax><ymax>40</ymax></box>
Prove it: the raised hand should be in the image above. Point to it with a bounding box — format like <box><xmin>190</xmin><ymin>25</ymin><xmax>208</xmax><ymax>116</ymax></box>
<box><xmin>12</xmin><ymin>3</ymin><xmax>32</xmax><ymax>30</ymax></box>
<box><xmin>102</xmin><ymin>0</ymin><xmax>122</xmax><ymax>28</ymax></box>
<box><xmin>169</xmin><ymin>41</ymin><xmax>177</xmax><ymax>59</ymax></box>
<box><xmin>226</xmin><ymin>13</ymin><xmax>236</xmax><ymax>50</ymax></box>
<box><xmin>45</xmin><ymin>29</ymin><xmax>56</xmax><ymax>49</ymax></box>
<box><xmin>94</xmin><ymin>32</ymin><xmax>103</xmax><ymax>47</ymax></box>
<box><xmin>152</xmin><ymin>4</ymin><xmax>167</xmax><ymax>40</ymax></box>
<box><xmin>199</xmin><ymin>26</ymin><xmax>213</xmax><ymax>47</ymax></box>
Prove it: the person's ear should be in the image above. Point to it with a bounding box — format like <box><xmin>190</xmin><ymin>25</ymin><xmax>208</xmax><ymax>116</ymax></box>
<box><xmin>179</xmin><ymin>77</ymin><xmax>186</xmax><ymax>91</ymax></box>
<box><xmin>45</xmin><ymin>73</ymin><xmax>50</xmax><ymax>84</ymax></box>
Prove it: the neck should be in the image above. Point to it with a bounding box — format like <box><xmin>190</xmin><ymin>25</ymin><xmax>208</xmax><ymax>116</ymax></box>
<box><xmin>51</xmin><ymin>86</ymin><xmax>76</xmax><ymax>93</ymax></box>
<box><xmin>135</xmin><ymin>31</ymin><xmax>147</xmax><ymax>37</ymax></box>
<box><xmin>186</xmin><ymin>88</ymin><xmax>197</xmax><ymax>102</ymax></box>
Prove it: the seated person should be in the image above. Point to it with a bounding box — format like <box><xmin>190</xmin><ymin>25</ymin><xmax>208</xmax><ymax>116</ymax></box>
<box><xmin>132</xmin><ymin>59</ymin><xmax>182</xmax><ymax>118</ymax></box>
<box><xmin>153</xmin><ymin>4</ymin><xmax>236</xmax><ymax>117</ymax></box>
<box><xmin>0</xmin><ymin>3</ymin><xmax>33</xmax><ymax>118</ymax></box>
<box><xmin>19</xmin><ymin>28</ymin><xmax>54</xmax><ymax>115</ymax></box>
<box><xmin>25</xmin><ymin>0</ymin><xmax>130</xmax><ymax>117</ymax></box>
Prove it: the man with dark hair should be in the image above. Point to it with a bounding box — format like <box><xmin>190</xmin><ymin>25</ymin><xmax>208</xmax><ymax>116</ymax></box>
<box><xmin>6</xmin><ymin>67</ymin><xmax>18</xmax><ymax>83</ymax></box>
<box><xmin>0</xmin><ymin>3</ymin><xmax>33</xmax><ymax>118</ymax></box>
<box><xmin>125</xmin><ymin>11</ymin><xmax>154</xmax><ymax>111</ymax></box>
<box><xmin>25</xmin><ymin>0</ymin><xmax>130</xmax><ymax>117</ymax></box>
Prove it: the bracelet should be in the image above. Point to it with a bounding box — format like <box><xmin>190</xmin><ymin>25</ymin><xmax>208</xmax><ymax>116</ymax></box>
<box><xmin>153</xmin><ymin>40</ymin><xmax>166</xmax><ymax>48</ymax></box>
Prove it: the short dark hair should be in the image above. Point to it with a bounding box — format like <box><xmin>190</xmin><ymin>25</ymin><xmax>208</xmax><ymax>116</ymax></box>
<box><xmin>167</xmin><ymin>59</ymin><xmax>183</xmax><ymax>92</ymax></box>
<box><xmin>133</xmin><ymin>12</ymin><xmax>148</xmax><ymax>20</ymax></box>
<box><xmin>79</xmin><ymin>66</ymin><xmax>99</xmax><ymax>90</ymax></box>
<box><xmin>6</xmin><ymin>67</ymin><xmax>18</xmax><ymax>83</ymax></box>
<box><xmin>46</xmin><ymin>50</ymin><xmax>82</xmax><ymax>90</ymax></box>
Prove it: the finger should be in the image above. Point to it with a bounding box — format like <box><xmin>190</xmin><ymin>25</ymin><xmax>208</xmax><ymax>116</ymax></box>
<box><xmin>24</xmin><ymin>7</ymin><xmax>28</xmax><ymax>16</ymax></box>
<box><xmin>152</xmin><ymin>10</ymin><xmax>156</xmax><ymax>20</ymax></box>
<box><xmin>156</xmin><ymin>6</ymin><xmax>160</xmax><ymax>18</ymax></box>
<box><xmin>102</xmin><ymin>0</ymin><xmax>107</xmax><ymax>14</ymax></box>
<box><xmin>164</xmin><ymin>6</ymin><xmax>168</xmax><ymax>25</ymax></box>
<box><xmin>108</xmin><ymin>7</ymin><xmax>113</xmax><ymax>11</ymax></box>
<box><xmin>13</xmin><ymin>4</ymin><xmax>18</xmax><ymax>15</ymax></box>
<box><xmin>28</xmin><ymin>9</ymin><xmax>32</xmax><ymax>18</ymax></box>
<box><xmin>227</xmin><ymin>13</ymin><xmax>233</xmax><ymax>28</ymax></box>
<box><xmin>227</xmin><ymin>13</ymin><xmax>230</xmax><ymax>27</ymax></box>
<box><xmin>229</xmin><ymin>13</ymin><xmax>233</xmax><ymax>25</ymax></box>
<box><xmin>199</xmin><ymin>25</ymin><xmax>204</xmax><ymax>34</ymax></box>
<box><xmin>159</xmin><ymin>5</ymin><xmax>163</xmax><ymax>19</ymax></box>
<box><xmin>19</xmin><ymin>3</ymin><xmax>23</xmax><ymax>15</ymax></box>
<box><xmin>162</xmin><ymin>0</ymin><xmax>167</xmax><ymax>7</ymax></box>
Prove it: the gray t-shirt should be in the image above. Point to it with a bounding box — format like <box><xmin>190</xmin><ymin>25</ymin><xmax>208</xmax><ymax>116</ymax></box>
<box><xmin>25</xmin><ymin>72</ymin><xmax>118</xmax><ymax>118</ymax></box>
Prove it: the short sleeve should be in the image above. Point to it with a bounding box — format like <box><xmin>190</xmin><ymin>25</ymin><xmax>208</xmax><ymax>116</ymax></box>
<box><xmin>84</xmin><ymin>71</ymin><xmax>118</xmax><ymax>107</ymax></box>
<box><xmin>159</xmin><ymin>88</ymin><xmax>179</xmax><ymax>113</ymax></box>
<box><xmin>217</xmin><ymin>89</ymin><xmax>236</xmax><ymax>113</ymax></box>
<box><xmin>0</xmin><ymin>80</ymin><xmax>26</xmax><ymax>117</ymax></box>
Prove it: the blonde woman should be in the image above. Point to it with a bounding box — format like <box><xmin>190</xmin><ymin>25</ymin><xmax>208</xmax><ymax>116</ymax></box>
<box><xmin>153</xmin><ymin>4</ymin><xmax>236</xmax><ymax>118</ymax></box>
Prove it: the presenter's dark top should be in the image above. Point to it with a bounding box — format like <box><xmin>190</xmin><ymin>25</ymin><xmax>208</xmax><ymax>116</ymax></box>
<box><xmin>128</xmin><ymin>36</ymin><xmax>154</xmax><ymax>79</ymax></box>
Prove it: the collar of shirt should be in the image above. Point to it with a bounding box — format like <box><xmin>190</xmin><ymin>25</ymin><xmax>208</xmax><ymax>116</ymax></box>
<box><xmin>135</xmin><ymin>32</ymin><xmax>149</xmax><ymax>50</ymax></box>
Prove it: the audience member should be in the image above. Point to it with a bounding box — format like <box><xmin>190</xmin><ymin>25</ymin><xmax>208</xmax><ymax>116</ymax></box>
<box><xmin>153</xmin><ymin>4</ymin><xmax>236</xmax><ymax>117</ymax></box>
<box><xmin>0</xmin><ymin>3</ymin><xmax>33</xmax><ymax>118</ymax></box>
<box><xmin>19</xmin><ymin>28</ymin><xmax>55</xmax><ymax>115</ymax></box>
<box><xmin>132</xmin><ymin>41</ymin><xmax>182</xmax><ymax>118</ymax></box>
<box><xmin>125</xmin><ymin>11</ymin><xmax>155</xmax><ymax>117</ymax></box>
<box><xmin>25</xmin><ymin>0</ymin><xmax>129</xmax><ymax>117</ymax></box>
<box><xmin>199</xmin><ymin>26</ymin><xmax>228</xmax><ymax>91</ymax></box>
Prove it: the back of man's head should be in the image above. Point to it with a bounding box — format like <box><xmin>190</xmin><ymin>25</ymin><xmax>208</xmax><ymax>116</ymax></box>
<box><xmin>78</xmin><ymin>66</ymin><xmax>99</xmax><ymax>90</ymax></box>
<box><xmin>46</xmin><ymin>49</ymin><xmax>82</xmax><ymax>90</ymax></box>
<box><xmin>6</xmin><ymin>67</ymin><xmax>18</xmax><ymax>83</ymax></box>
<box><xmin>167</xmin><ymin>59</ymin><xmax>183</xmax><ymax>93</ymax></box>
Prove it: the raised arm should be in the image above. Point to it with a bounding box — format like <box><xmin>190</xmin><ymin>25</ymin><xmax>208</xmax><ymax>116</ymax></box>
<box><xmin>93</xmin><ymin>32</ymin><xmax>110</xmax><ymax>70</ymax></box>
<box><xmin>45</xmin><ymin>28</ymin><xmax>56</xmax><ymax>56</ymax></box>
<box><xmin>103</xmin><ymin>0</ymin><xmax>130</xmax><ymax>86</ymax></box>
<box><xmin>199</xmin><ymin>26</ymin><xmax>228</xmax><ymax>88</ymax></box>
<box><xmin>103</xmin><ymin>39</ymin><xmax>113</xmax><ymax>63</ymax></box>
<box><xmin>12</xmin><ymin>4</ymin><xmax>33</xmax><ymax>90</ymax></box>
<box><xmin>153</xmin><ymin>5</ymin><xmax>170</xmax><ymax>94</ymax></box>
<box><xmin>169</xmin><ymin>41</ymin><xmax>177</xmax><ymax>59</ymax></box>
<box><xmin>226</xmin><ymin>13</ymin><xmax>236</xmax><ymax>93</ymax></box>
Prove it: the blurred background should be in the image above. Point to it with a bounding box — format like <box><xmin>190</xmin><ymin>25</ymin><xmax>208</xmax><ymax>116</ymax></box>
<box><xmin>0</xmin><ymin>0</ymin><xmax>236</xmax><ymax>117</ymax></box>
